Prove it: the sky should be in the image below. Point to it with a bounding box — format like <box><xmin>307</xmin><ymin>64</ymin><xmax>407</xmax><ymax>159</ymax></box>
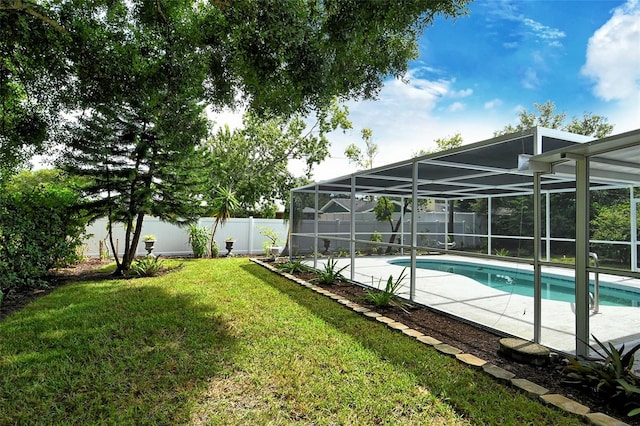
<box><xmin>213</xmin><ymin>0</ymin><xmax>640</xmax><ymax>182</ymax></box>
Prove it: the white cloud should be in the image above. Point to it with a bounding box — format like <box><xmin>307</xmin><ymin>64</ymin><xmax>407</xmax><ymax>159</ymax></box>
<box><xmin>582</xmin><ymin>0</ymin><xmax>640</xmax><ymax>102</ymax></box>
<box><xmin>521</xmin><ymin>68</ymin><xmax>540</xmax><ymax>90</ymax></box>
<box><xmin>522</xmin><ymin>18</ymin><xmax>566</xmax><ymax>45</ymax></box>
<box><xmin>483</xmin><ymin>0</ymin><xmax>565</xmax><ymax>47</ymax></box>
<box><xmin>448</xmin><ymin>102</ymin><xmax>466</xmax><ymax>112</ymax></box>
<box><xmin>484</xmin><ymin>99</ymin><xmax>503</xmax><ymax>109</ymax></box>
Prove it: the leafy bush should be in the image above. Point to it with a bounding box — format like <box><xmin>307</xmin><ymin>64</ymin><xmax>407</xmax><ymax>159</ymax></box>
<box><xmin>365</xmin><ymin>268</ymin><xmax>408</xmax><ymax>308</ymax></box>
<box><xmin>129</xmin><ymin>256</ymin><xmax>165</xmax><ymax>277</ymax></box>
<box><xmin>210</xmin><ymin>240</ymin><xmax>219</xmax><ymax>258</ymax></box>
<box><xmin>275</xmin><ymin>259</ymin><xmax>310</xmax><ymax>274</ymax></box>
<box><xmin>0</xmin><ymin>170</ymin><xmax>88</xmax><ymax>291</ymax></box>
<box><xmin>188</xmin><ymin>225</ymin><xmax>209</xmax><ymax>258</ymax></box>
<box><xmin>563</xmin><ymin>335</ymin><xmax>640</xmax><ymax>417</ymax></box>
<box><xmin>369</xmin><ymin>231</ymin><xmax>382</xmax><ymax>254</ymax></box>
<box><xmin>311</xmin><ymin>257</ymin><xmax>348</xmax><ymax>285</ymax></box>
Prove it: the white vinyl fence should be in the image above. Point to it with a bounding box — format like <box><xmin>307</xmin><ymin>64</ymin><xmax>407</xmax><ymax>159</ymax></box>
<box><xmin>82</xmin><ymin>217</ymin><xmax>289</xmax><ymax>258</ymax></box>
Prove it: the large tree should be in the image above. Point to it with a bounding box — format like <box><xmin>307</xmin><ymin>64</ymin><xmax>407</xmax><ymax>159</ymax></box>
<box><xmin>4</xmin><ymin>1</ymin><xmax>471</xmax><ymax>273</ymax></box>
<box><xmin>201</xmin><ymin>103</ymin><xmax>351</xmax><ymax>216</ymax></box>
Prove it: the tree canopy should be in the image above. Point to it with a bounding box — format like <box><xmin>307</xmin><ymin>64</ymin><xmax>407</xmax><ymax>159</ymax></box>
<box><xmin>495</xmin><ymin>101</ymin><xmax>613</xmax><ymax>138</ymax></box>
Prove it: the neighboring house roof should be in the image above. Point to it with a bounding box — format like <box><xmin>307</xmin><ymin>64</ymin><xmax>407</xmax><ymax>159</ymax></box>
<box><xmin>319</xmin><ymin>198</ymin><xmax>411</xmax><ymax>214</ymax></box>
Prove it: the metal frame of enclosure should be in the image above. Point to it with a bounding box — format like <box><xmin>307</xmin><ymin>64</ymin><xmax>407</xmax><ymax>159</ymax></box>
<box><xmin>290</xmin><ymin>127</ymin><xmax>640</xmax><ymax>357</ymax></box>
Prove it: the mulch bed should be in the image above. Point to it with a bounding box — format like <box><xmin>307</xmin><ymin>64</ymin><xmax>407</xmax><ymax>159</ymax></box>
<box><xmin>267</xmin><ymin>262</ymin><xmax>638</xmax><ymax>425</ymax></box>
<box><xmin>1</xmin><ymin>257</ymin><xmax>637</xmax><ymax>424</ymax></box>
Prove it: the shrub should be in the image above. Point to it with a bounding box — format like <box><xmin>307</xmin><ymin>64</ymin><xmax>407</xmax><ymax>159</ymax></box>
<box><xmin>0</xmin><ymin>170</ymin><xmax>88</xmax><ymax>291</ymax></box>
<box><xmin>275</xmin><ymin>259</ymin><xmax>310</xmax><ymax>274</ymax></box>
<box><xmin>188</xmin><ymin>225</ymin><xmax>209</xmax><ymax>258</ymax></box>
<box><xmin>365</xmin><ymin>268</ymin><xmax>408</xmax><ymax>308</ymax></box>
<box><xmin>311</xmin><ymin>257</ymin><xmax>348</xmax><ymax>285</ymax></box>
<box><xmin>129</xmin><ymin>256</ymin><xmax>165</xmax><ymax>277</ymax></box>
<box><xmin>563</xmin><ymin>335</ymin><xmax>640</xmax><ymax>417</ymax></box>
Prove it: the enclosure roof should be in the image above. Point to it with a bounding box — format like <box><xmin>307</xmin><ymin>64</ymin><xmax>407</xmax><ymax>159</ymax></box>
<box><xmin>295</xmin><ymin>127</ymin><xmax>640</xmax><ymax>200</ymax></box>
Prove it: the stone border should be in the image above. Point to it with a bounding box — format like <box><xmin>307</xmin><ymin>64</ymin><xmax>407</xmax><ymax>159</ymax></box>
<box><xmin>252</xmin><ymin>258</ymin><xmax>628</xmax><ymax>426</ymax></box>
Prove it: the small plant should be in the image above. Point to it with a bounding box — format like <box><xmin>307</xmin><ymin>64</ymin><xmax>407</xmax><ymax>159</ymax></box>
<box><xmin>129</xmin><ymin>255</ymin><xmax>164</xmax><ymax>277</ymax></box>
<box><xmin>311</xmin><ymin>257</ymin><xmax>348</xmax><ymax>285</ymax></box>
<box><xmin>259</xmin><ymin>226</ymin><xmax>282</xmax><ymax>246</ymax></box>
<box><xmin>365</xmin><ymin>268</ymin><xmax>408</xmax><ymax>308</ymax></box>
<box><xmin>337</xmin><ymin>247</ymin><xmax>349</xmax><ymax>257</ymax></box>
<box><xmin>211</xmin><ymin>240</ymin><xmax>219</xmax><ymax>258</ymax></box>
<box><xmin>563</xmin><ymin>335</ymin><xmax>640</xmax><ymax>417</ymax></box>
<box><xmin>494</xmin><ymin>248</ymin><xmax>510</xmax><ymax>256</ymax></box>
<box><xmin>369</xmin><ymin>231</ymin><xmax>382</xmax><ymax>254</ymax></box>
<box><xmin>225</xmin><ymin>237</ymin><xmax>234</xmax><ymax>242</ymax></box>
<box><xmin>275</xmin><ymin>259</ymin><xmax>311</xmax><ymax>274</ymax></box>
<box><xmin>188</xmin><ymin>225</ymin><xmax>210</xmax><ymax>258</ymax></box>
<box><xmin>143</xmin><ymin>234</ymin><xmax>156</xmax><ymax>241</ymax></box>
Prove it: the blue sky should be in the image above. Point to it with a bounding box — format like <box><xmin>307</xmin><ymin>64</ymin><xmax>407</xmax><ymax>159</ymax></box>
<box><xmin>216</xmin><ymin>0</ymin><xmax>640</xmax><ymax>181</ymax></box>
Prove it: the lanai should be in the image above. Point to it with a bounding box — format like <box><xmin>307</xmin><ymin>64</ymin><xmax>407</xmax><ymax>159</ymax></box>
<box><xmin>290</xmin><ymin>127</ymin><xmax>640</xmax><ymax>356</ymax></box>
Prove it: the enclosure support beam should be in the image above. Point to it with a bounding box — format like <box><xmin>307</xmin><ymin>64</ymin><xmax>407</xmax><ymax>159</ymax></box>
<box><xmin>313</xmin><ymin>185</ymin><xmax>319</xmax><ymax>269</ymax></box>
<box><xmin>487</xmin><ymin>196</ymin><xmax>492</xmax><ymax>255</ymax></box>
<box><xmin>575</xmin><ymin>155</ymin><xmax>590</xmax><ymax>357</ymax></box>
<box><xmin>533</xmin><ymin>173</ymin><xmax>542</xmax><ymax>343</ymax></box>
<box><xmin>410</xmin><ymin>161</ymin><xmax>418</xmax><ymax>301</ymax></box>
<box><xmin>350</xmin><ymin>175</ymin><xmax>356</xmax><ymax>281</ymax></box>
<box><xmin>631</xmin><ymin>186</ymin><xmax>638</xmax><ymax>272</ymax></box>
<box><xmin>545</xmin><ymin>191</ymin><xmax>551</xmax><ymax>261</ymax></box>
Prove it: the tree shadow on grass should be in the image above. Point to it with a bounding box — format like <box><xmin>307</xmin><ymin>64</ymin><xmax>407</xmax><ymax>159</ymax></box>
<box><xmin>0</xmin><ymin>278</ymin><xmax>237</xmax><ymax>424</ymax></box>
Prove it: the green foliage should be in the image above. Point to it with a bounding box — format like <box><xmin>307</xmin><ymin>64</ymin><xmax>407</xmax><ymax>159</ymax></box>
<box><xmin>494</xmin><ymin>248</ymin><xmax>510</xmax><ymax>257</ymax></box>
<box><xmin>209</xmin><ymin>186</ymin><xmax>239</xmax><ymax>252</ymax></box>
<box><xmin>563</xmin><ymin>335</ymin><xmax>640</xmax><ymax>417</ymax></box>
<box><xmin>365</xmin><ymin>268</ymin><xmax>408</xmax><ymax>308</ymax></box>
<box><xmin>202</xmin><ymin>105</ymin><xmax>351</xmax><ymax>212</ymax></box>
<box><xmin>591</xmin><ymin>202</ymin><xmax>634</xmax><ymax>262</ymax></box>
<box><xmin>311</xmin><ymin>257</ymin><xmax>348</xmax><ymax>285</ymax></box>
<box><xmin>369</xmin><ymin>230</ymin><xmax>383</xmax><ymax>254</ymax></box>
<box><xmin>259</xmin><ymin>226</ymin><xmax>283</xmax><ymax>246</ymax></box>
<box><xmin>210</xmin><ymin>240</ymin><xmax>219</xmax><ymax>258</ymax></box>
<box><xmin>0</xmin><ymin>170</ymin><xmax>87</xmax><ymax>290</ymax></box>
<box><xmin>275</xmin><ymin>259</ymin><xmax>311</xmax><ymax>274</ymax></box>
<box><xmin>129</xmin><ymin>256</ymin><xmax>165</xmax><ymax>278</ymax></box>
<box><xmin>337</xmin><ymin>247</ymin><xmax>349</xmax><ymax>257</ymax></box>
<box><xmin>495</xmin><ymin>101</ymin><xmax>613</xmax><ymax>138</ymax></box>
<box><xmin>188</xmin><ymin>225</ymin><xmax>210</xmax><ymax>259</ymax></box>
<box><xmin>345</xmin><ymin>128</ymin><xmax>378</xmax><ymax>169</ymax></box>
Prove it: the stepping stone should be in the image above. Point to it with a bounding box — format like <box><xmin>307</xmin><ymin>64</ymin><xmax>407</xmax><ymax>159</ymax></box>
<box><xmin>402</xmin><ymin>328</ymin><xmax>424</xmax><ymax>338</ymax></box>
<box><xmin>499</xmin><ymin>337</ymin><xmax>550</xmax><ymax>366</ymax></box>
<box><xmin>584</xmin><ymin>412</ymin><xmax>629</xmax><ymax>426</ymax></box>
<box><xmin>510</xmin><ymin>378</ymin><xmax>548</xmax><ymax>397</ymax></box>
<box><xmin>540</xmin><ymin>394</ymin><xmax>590</xmax><ymax>416</ymax></box>
<box><xmin>363</xmin><ymin>311</ymin><xmax>381</xmax><ymax>318</ymax></box>
<box><xmin>434</xmin><ymin>343</ymin><xmax>462</xmax><ymax>355</ymax></box>
<box><xmin>455</xmin><ymin>353</ymin><xmax>487</xmax><ymax>369</ymax></box>
<box><xmin>388</xmin><ymin>322</ymin><xmax>409</xmax><ymax>331</ymax></box>
<box><xmin>417</xmin><ymin>335</ymin><xmax>441</xmax><ymax>346</ymax></box>
<box><xmin>482</xmin><ymin>363</ymin><xmax>515</xmax><ymax>382</ymax></box>
<box><xmin>375</xmin><ymin>316</ymin><xmax>395</xmax><ymax>324</ymax></box>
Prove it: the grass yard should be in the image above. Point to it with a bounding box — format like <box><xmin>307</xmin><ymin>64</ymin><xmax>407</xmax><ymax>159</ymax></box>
<box><xmin>0</xmin><ymin>258</ymin><xmax>583</xmax><ymax>425</ymax></box>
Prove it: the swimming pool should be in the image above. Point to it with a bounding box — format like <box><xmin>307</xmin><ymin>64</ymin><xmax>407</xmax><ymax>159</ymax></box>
<box><xmin>389</xmin><ymin>258</ymin><xmax>640</xmax><ymax>307</ymax></box>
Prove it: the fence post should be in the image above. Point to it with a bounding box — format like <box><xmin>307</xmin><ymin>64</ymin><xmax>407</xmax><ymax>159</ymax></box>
<box><xmin>248</xmin><ymin>216</ymin><xmax>254</xmax><ymax>254</ymax></box>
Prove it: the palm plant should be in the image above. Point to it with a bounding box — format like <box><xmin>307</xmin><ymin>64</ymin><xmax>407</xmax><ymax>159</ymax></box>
<box><xmin>209</xmin><ymin>186</ymin><xmax>239</xmax><ymax>256</ymax></box>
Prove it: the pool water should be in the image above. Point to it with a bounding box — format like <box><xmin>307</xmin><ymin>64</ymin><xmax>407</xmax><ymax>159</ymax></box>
<box><xmin>389</xmin><ymin>259</ymin><xmax>640</xmax><ymax>307</ymax></box>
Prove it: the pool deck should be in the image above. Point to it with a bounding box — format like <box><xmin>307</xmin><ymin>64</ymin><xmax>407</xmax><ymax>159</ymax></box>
<box><xmin>305</xmin><ymin>254</ymin><xmax>640</xmax><ymax>360</ymax></box>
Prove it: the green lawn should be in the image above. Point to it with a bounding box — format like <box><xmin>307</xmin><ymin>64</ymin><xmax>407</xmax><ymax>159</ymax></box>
<box><xmin>0</xmin><ymin>258</ymin><xmax>583</xmax><ymax>425</ymax></box>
